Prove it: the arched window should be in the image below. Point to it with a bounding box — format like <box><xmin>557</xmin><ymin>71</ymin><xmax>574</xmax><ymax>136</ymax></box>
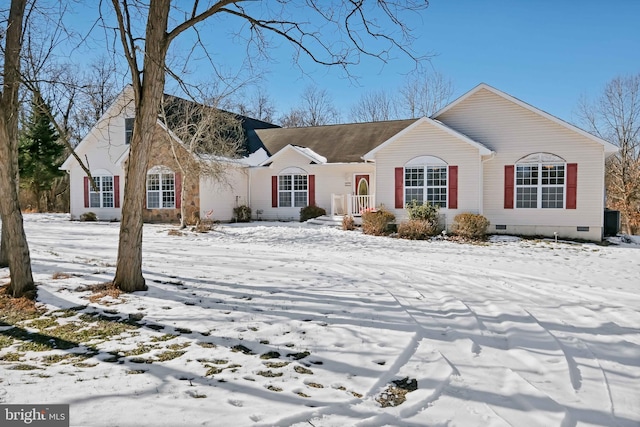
<box><xmin>404</xmin><ymin>156</ymin><xmax>448</xmax><ymax>208</ymax></box>
<box><xmin>515</xmin><ymin>153</ymin><xmax>565</xmax><ymax>209</ymax></box>
<box><xmin>147</xmin><ymin>166</ymin><xmax>175</xmax><ymax>209</ymax></box>
<box><xmin>278</xmin><ymin>167</ymin><xmax>308</xmax><ymax>207</ymax></box>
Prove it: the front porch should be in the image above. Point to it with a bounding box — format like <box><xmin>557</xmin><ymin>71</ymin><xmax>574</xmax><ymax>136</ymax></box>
<box><xmin>330</xmin><ymin>193</ymin><xmax>376</xmax><ymax>216</ymax></box>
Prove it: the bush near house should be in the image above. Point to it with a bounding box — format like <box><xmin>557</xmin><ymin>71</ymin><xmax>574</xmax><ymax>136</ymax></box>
<box><xmin>79</xmin><ymin>212</ymin><xmax>97</xmax><ymax>222</ymax></box>
<box><xmin>397</xmin><ymin>201</ymin><xmax>441</xmax><ymax>240</ymax></box>
<box><xmin>233</xmin><ymin>205</ymin><xmax>252</xmax><ymax>222</ymax></box>
<box><xmin>362</xmin><ymin>207</ymin><xmax>395</xmax><ymax>236</ymax></box>
<box><xmin>453</xmin><ymin>213</ymin><xmax>490</xmax><ymax>240</ymax></box>
<box><xmin>342</xmin><ymin>215</ymin><xmax>355</xmax><ymax>231</ymax></box>
<box><xmin>397</xmin><ymin>219</ymin><xmax>439</xmax><ymax>240</ymax></box>
<box><xmin>300</xmin><ymin>205</ymin><xmax>326</xmax><ymax>222</ymax></box>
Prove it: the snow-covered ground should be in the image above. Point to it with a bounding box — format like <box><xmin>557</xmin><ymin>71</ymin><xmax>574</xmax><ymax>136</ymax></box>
<box><xmin>1</xmin><ymin>214</ymin><xmax>639</xmax><ymax>427</ymax></box>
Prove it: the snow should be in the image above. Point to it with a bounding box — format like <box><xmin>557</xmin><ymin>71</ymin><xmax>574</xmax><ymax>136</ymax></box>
<box><xmin>1</xmin><ymin>213</ymin><xmax>639</xmax><ymax>427</ymax></box>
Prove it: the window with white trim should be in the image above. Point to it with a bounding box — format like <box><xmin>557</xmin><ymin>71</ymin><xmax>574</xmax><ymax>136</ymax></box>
<box><xmin>279</xmin><ymin>174</ymin><xmax>307</xmax><ymax>207</ymax></box>
<box><xmin>404</xmin><ymin>156</ymin><xmax>448</xmax><ymax>208</ymax></box>
<box><xmin>147</xmin><ymin>167</ymin><xmax>175</xmax><ymax>209</ymax></box>
<box><xmin>125</xmin><ymin>118</ymin><xmax>134</xmax><ymax>145</ymax></box>
<box><xmin>89</xmin><ymin>176</ymin><xmax>114</xmax><ymax>208</ymax></box>
<box><xmin>515</xmin><ymin>153</ymin><xmax>565</xmax><ymax>209</ymax></box>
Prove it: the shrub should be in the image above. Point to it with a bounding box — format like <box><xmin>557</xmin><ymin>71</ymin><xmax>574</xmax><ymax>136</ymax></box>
<box><xmin>453</xmin><ymin>213</ymin><xmax>490</xmax><ymax>239</ymax></box>
<box><xmin>397</xmin><ymin>219</ymin><xmax>439</xmax><ymax>240</ymax></box>
<box><xmin>342</xmin><ymin>215</ymin><xmax>355</xmax><ymax>231</ymax></box>
<box><xmin>405</xmin><ymin>200</ymin><xmax>439</xmax><ymax>223</ymax></box>
<box><xmin>233</xmin><ymin>205</ymin><xmax>252</xmax><ymax>222</ymax></box>
<box><xmin>300</xmin><ymin>205</ymin><xmax>326</xmax><ymax>222</ymax></box>
<box><xmin>362</xmin><ymin>207</ymin><xmax>395</xmax><ymax>236</ymax></box>
<box><xmin>79</xmin><ymin>212</ymin><xmax>97</xmax><ymax>222</ymax></box>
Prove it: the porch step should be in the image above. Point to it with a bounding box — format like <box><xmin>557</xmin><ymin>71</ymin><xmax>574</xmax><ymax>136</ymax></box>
<box><xmin>306</xmin><ymin>215</ymin><xmax>345</xmax><ymax>227</ymax></box>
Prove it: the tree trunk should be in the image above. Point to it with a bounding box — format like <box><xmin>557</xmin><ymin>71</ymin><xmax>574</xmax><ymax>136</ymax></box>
<box><xmin>113</xmin><ymin>0</ymin><xmax>170</xmax><ymax>292</ymax></box>
<box><xmin>0</xmin><ymin>116</ymin><xmax>35</xmax><ymax>298</ymax></box>
<box><xmin>0</xmin><ymin>0</ymin><xmax>34</xmax><ymax>298</ymax></box>
<box><xmin>0</xmin><ymin>224</ymin><xmax>9</xmax><ymax>268</ymax></box>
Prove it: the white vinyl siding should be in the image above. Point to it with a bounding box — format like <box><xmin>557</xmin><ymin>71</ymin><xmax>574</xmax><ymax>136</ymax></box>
<box><xmin>436</xmin><ymin>87</ymin><xmax>606</xmax><ymax>235</ymax></box>
<box><xmin>373</xmin><ymin>120</ymin><xmax>481</xmax><ymax>221</ymax></box>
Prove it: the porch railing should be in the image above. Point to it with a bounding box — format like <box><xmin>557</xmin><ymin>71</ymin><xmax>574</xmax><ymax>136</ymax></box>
<box><xmin>331</xmin><ymin>194</ymin><xmax>376</xmax><ymax>216</ymax></box>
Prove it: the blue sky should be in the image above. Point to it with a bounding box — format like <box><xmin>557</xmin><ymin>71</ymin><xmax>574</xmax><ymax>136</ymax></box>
<box><xmin>69</xmin><ymin>1</ymin><xmax>639</xmax><ymax>125</ymax></box>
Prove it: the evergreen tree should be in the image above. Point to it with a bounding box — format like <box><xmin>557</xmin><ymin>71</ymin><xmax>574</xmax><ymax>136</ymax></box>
<box><xmin>18</xmin><ymin>94</ymin><xmax>65</xmax><ymax>212</ymax></box>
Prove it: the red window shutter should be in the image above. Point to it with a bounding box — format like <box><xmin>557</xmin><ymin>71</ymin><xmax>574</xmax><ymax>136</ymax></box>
<box><xmin>448</xmin><ymin>165</ymin><xmax>458</xmax><ymax>209</ymax></box>
<box><xmin>84</xmin><ymin>176</ymin><xmax>90</xmax><ymax>208</ymax></box>
<box><xmin>175</xmin><ymin>173</ymin><xmax>182</xmax><ymax>209</ymax></box>
<box><xmin>272</xmin><ymin>176</ymin><xmax>278</xmax><ymax>208</ymax></box>
<box><xmin>114</xmin><ymin>176</ymin><xmax>120</xmax><ymax>208</ymax></box>
<box><xmin>395</xmin><ymin>167</ymin><xmax>404</xmax><ymax>209</ymax></box>
<box><xmin>566</xmin><ymin>163</ymin><xmax>577</xmax><ymax>209</ymax></box>
<box><xmin>504</xmin><ymin>165</ymin><xmax>514</xmax><ymax>209</ymax></box>
<box><xmin>308</xmin><ymin>175</ymin><xmax>316</xmax><ymax>206</ymax></box>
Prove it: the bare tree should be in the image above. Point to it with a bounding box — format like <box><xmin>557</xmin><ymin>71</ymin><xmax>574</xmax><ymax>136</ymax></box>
<box><xmin>0</xmin><ymin>0</ymin><xmax>35</xmax><ymax>297</ymax></box>
<box><xmin>398</xmin><ymin>71</ymin><xmax>454</xmax><ymax>118</ymax></box>
<box><xmin>349</xmin><ymin>89</ymin><xmax>396</xmax><ymax>122</ymax></box>
<box><xmin>107</xmin><ymin>0</ymin><xmax>431</xmax><ymax>292</ymax></box>
<box><xmin>160</xmin><ymin>95</ymin><xmax>245</xmax><ymax>228</ymax></box>
<box><xmin>578</xmin><ymin>74</ymin><xmax>640</xmax><ymax>234</ymax></box>
<box><xmin>232</xmin><ymin>89</ymin><xmax>276</xmax><ymax>123</ymax></box>
<box><xmin>279</xmin><ymin>85</ymin><xmax>339</xmax><ymax>127</ymax></box>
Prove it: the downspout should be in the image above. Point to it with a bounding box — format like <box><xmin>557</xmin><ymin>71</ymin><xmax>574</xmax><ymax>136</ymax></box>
<box><xmin>479</xmin><ymin>153</ymin><xmax>495</xmax><ymax>215</ymax></box>
<box><xmin>247</xmin><ymin>166</ymin><xmax>252</xmax><ymax>217</ymax></box>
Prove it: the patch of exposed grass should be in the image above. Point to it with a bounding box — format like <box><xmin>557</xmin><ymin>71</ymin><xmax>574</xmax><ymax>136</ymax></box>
<box><xmin>0</xmin><ymin>335</ymin><xmax>14</xmax><ymax>350</ymax></box>
<box><xmin>294</xmin><ymin>365</ymin><xmax>313</xmax><ymax>375</ymax></box>
<box><xmin>10</xmin><ymin>363</ymin><xmax>40</xmax><ymax>370</ymax></box>
<box><xmin>260</xmin><ymin>351</ymin><xmax>280</xmax><ymax>360</ymax></box>
<box><xmin>73</xmin><ymin>362</ymin><xmax>98</xmax><ymax>368</ymax></box>
<box><xmin>84</xmin><ymin>282</ymin><xmax>123</xmax><ymax>305</ymax></box>
<box><xmin>127</xmin><ymin>369</ymin><xmax>147</xmax><ymax>374</ymax></box>
<box><xmin>287</xmin><ymin>351</ymin><xmax>310</xmax><ymax>360</ymax></box>
<box><xmin>306</xmin><ymin>382</ymin><xmax>324</xmax><ymax>388</ymax></box>
<box><xmin>52</xmin><ymin>272</ymin><xmax>72</xmax><ymax>280</ymax></box>
<box><xmin>0</xmin><ymin>352</ymin><xmax>22</xmax><ymax>362</ymax></box>
<box><xmin>196</xmin><ymin>342</ymin><xmax>216</xmax><ymax>348</ymax></box>
<box><xmin>231</xmin><ymin>344</ymin><xmax>253</xmax><ymax>355</ymax></box>
<box><xmin>166</xmin><ymin>342</ymin><xmax>190</xmax><ymax>350</ymax></box>
<box><xmin>266</xmin><ymin>385</ymin><xmax>282</xmax><ymax>392</ymax></box>
<box><xmin>17</xmin><ymin>341</ymin><xmax>53</xmax><ymax>352</ymax></box>
<box><xmin>256</xmin><ymin>370</ymin><xmax>282</xmax><ymax>378</ymax></box>
<box><xmin>295</xmin><ymin>391</ymin><xmax>310</xmax><ymax>398</ymax></box>
<box><xmin>41</xmin><ymin>354</ymin><xmax>75</xmax><ymax>365</ymax></box>
<box><xmin>156</xmin><ymin>350</ymin><xmax>186</xmax><ymax>361</ymax></box>
<box><xmin>150</xmin><ymin>334</ymin><xmax>177</xmax><ymax>342</ymax></box>
<box><xmin>375</xmin><ymin>377</ymin><xmax>417</xmax><ymax>408</ymax></box>
<box><xmin>175</xmin><ymin>328</ymin><xmax>192</xmax><ymax>334</ymax></box>
<box><xmin>122</xmin><ymin>344</ymin><xmax>159</xmax><ymax>357</ymax></box>
<box><xmin>198</xmin><ymin>358</ymin><xmax>227</xmax><ymax>364</ymax></box>
<box><xmin>264</xmin><ymin>361</ymin><xmax>289</xmax><ymax>369</ymax></box>
<box><xmin>26</xmin><ymin>318</ymin><xmax>58</xmax><ymax>330</ymax></box>
<box><xmin>205</xmin><ymin>366</ymin><xmax>223</xmax><ymax>376</ymax></box>
<box><xmin>51</xmin><ymin>306</ymin><xmax>86</xmax><ymax>318</ymax></box>
<box><xmin>351</xmin><ymin>391</ymin><xmax>363</xmax><ymax>398</ymax></box>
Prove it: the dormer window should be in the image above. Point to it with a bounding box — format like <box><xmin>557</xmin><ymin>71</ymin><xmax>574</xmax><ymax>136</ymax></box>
<box><xmin>125</xmin><ymin>118</ymin><xmax>134</xmax><ymax>145</ymax></box>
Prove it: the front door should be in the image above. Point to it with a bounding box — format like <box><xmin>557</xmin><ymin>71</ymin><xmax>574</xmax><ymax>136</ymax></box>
<box><xmin>355</xmin><ymin>174</ymin><xmax>370</xmax><ymax>196</ymax></box>
<box><xmin>354</xmin><ymin>174</ymin><xmax>370</xmax><ymax>213</ymax></box>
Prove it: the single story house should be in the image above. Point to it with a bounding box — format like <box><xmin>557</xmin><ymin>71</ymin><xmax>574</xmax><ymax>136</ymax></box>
<box><xmin>61</xmin><ymin>83</ymin><xmax>618</xmax><ymax>241</ymax></box>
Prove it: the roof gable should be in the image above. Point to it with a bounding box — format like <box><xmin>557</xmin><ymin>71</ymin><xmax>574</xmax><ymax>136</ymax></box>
<box><xmin>259</xmin><ymin>144</ymin><xmax>327</xmax><ymax>166</ymax></box>
<box><xmin>362</xmin><ymin>117</ymin><xmax>493</xmax><ymax>160</ymax></box>
<box><xmin>433</xmin><ymin>83</ymin><xmax>618</xmax><ymax>154</ymax></box>
<box><xmin>254</xmin><ymin>119</ymin><xmax>416</xmax><ymax>163</ymax></box>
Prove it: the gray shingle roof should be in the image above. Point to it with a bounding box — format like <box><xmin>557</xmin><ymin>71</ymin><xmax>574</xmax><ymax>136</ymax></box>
<box><xmin>254</xmin><ymin>119</ymin><xmax>417</xmax><ymax>163</ymax></box>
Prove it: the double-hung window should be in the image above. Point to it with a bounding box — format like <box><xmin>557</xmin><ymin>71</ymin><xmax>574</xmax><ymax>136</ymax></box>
<box><xmin>279</xmin><ymin>174</ymin><xmax>307</xmax><ymax>207</ymax></box>
<box><xmin>515</xmin><ymin>157</ymin><xmax>565</xmax><ymax>209</ymax></box>
<box><xmin>147</xmin><ymin>169</ymin><xmax>175</xmax><ymax>209</ymax></box>
<box><xmin>404</xmin><ymin>165</ymin><xmax>447</xmax><ymax>208</ymax></box>
<box><xmin>125</xmin><ymin>118</ymin><xmax>134</xmax><ymax>145</ymax></box>
<box><xmin>89</xmin><ymin>176</ymin><xmax>114</xmax><ymax>208</ymax></box>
